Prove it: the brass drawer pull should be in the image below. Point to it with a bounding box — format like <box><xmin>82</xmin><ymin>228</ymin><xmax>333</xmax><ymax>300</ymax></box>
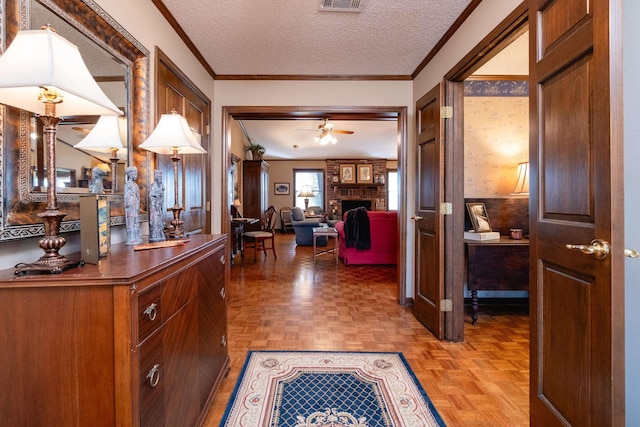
<box><xmin>146</xmin><ymin>364</ymin><xmax>160</xmax><ymax>387</ymax></box>
<box><xmin>220</xmin><ymin>334</ymin><xmax>227</xmax><ymax>347</ymax></box>
<box><xmin>219</xmin><ymin>287</ymin><xmax>226</xmax><ymax>300</ymax></box>
<box><xmin>219</xmin><ymin>254</ymin><xmax>226</xmax><ymax>265</ymax></box>
<box><xmin>143</xmin><ymin>303</ymin><xmax>157</xmax><ymax>321</ymax></box>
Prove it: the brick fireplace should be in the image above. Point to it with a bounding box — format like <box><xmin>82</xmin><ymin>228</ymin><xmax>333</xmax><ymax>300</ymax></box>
<box><xmin>326</xmin><ymin>159</ymin><xmax>388</xmax><ymax>219</ymax></box>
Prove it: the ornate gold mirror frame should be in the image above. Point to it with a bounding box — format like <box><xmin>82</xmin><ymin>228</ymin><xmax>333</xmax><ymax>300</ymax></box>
<box><xmin>0</xmin><ymin>0</ymin><xmax>150</xmax><ymax>242</ymax></box>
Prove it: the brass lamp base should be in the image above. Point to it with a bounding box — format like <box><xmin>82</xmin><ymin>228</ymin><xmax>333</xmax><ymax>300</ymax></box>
<box><xmin>14</xmin><ymin>209</ymin><xmax>84</xmax><ymax>275</ymax></box>
<box><xmin>165</xmin><ymin>205</ymin><xmax>185</xmax><ymax>239</ymax></box>
<box><xmin>15</xmin><ymin>258</ymin><xmax>84</xmax><ymax>276</ymax></box>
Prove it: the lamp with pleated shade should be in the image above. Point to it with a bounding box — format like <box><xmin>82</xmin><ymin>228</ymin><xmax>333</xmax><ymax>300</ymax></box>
<box><xmin>0</xmin><ymin>26</ymin><xmax>122</xmax><ymax>274</ymax></box>
<box><xmin>298</xmin><ymin>186</ymin><xmax>316</xmax><ymax>210</ymax></box>
<box><xmin>74</xmin><ymin>115</ymin><xmax>127</xmax><ymax>191</ymax></box>
<box><xmin>140</xmin><ymin>110</ymin><xmax>206</xmax><ymax>239</ymax></box>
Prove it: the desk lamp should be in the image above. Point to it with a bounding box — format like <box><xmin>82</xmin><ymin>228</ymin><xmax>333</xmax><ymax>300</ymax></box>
<box><xmin>0</xmin><ymin>26</ymin><xmax>122</xmax><ymax>274</ymax></box>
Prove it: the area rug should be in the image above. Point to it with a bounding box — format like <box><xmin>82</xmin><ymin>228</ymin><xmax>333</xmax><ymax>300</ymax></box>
<box><xmin>219</xmin><ymin>351</ymin><xmax>446</xmax><ymax>426</ymax></box>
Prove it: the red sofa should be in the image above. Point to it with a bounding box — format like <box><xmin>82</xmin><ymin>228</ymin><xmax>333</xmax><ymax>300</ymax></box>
<box><xmin>335</xmin><ymin>211</ymin><xmax>397</xmax><ymax>265</ymax></box>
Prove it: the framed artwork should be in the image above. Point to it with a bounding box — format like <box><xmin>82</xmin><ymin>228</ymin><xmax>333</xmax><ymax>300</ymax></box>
<box><xmin>274</xmin><ymin>182</ymin><xmax>290</xmax><ymax>195</ymax></box>
<box><xmin>340</xmin><ymin>164</ymin><xmax>356</xmax><ymax>184</ymax></box>
<box><xmin>357</xmin><ymin>164</ymin><xmax>373</xmax><ymax>184</ymax></box>
<box><xmin>466</xmin><ymin>202</ymin><xmax>492</xmax><ymax>232</ymax></box>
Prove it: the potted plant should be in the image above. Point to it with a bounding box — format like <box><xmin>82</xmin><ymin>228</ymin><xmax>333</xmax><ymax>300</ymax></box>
<box><xmin>245</xmin><ymin>141</ymin><xmax>265</xmax><ymax>161</ymax></box>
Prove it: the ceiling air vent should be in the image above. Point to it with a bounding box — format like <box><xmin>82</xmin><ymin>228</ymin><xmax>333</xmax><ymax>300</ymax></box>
<box><xmin>319</xmin><ymin>0</ymin><xmax>365</xmax><ymax>12</ymax></box>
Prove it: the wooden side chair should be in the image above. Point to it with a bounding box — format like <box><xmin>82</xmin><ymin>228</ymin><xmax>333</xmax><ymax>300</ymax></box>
<box><xmin>243</xmin><ymin>206</ymin><xmax>278</xmax><ymax>260</ymax></box>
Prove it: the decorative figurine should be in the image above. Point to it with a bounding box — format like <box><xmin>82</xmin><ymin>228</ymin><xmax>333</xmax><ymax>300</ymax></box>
<box><xmin>89</xmin><ymin>166</ymin><xmax>107</xmax><ymax>194</ymax></box>
<box><xmin>124</xmin><ymin>166</ymin><xmax>143</xmax><ymax>245</ymax></box>
<box><xmin>149</xmin><ymin>169</ymin><xmax>166</xmax><ymax>243</ymax></box>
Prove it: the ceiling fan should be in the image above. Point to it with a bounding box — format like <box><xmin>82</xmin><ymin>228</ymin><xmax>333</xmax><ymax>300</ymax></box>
<box><xmin>300</xmin><ymin>119</ymin><xmax>354</xmax><ymax>145</ymax></box>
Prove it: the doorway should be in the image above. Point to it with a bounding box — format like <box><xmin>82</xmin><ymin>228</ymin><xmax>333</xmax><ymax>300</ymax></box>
<box><xmin>439</xmin><ymin>4</ymin><xmax>529</xmax><ymax>342</ymax></box>
<box><xmin>221</xmin><ymin>106</ymin><xmax>409</xmax><ymax>304</ymax></box>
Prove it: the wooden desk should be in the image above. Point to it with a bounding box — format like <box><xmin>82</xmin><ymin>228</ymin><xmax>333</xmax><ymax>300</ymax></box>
<box><xmin>231</xmin><ymin>217</ymin><xmax>258</xmax><ymax>259</ymax></box>
<box><xmin>465</xmin><ymin>237</ymin><xmax>529</xmax><ymax>324</ymax></box>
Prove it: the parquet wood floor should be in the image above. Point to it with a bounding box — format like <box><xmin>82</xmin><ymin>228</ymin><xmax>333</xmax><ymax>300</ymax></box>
<box><xmin>203</xmin><ymin>233</ymin><xmax>529</xmax><ymax>426</ymax></box>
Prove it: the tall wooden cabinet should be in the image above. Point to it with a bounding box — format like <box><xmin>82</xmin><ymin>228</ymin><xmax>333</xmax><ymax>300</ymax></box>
<box><xmin>242</xmin><ymin>160</ymin><xmax>269</xmax><ymax>232</ymax></box>
<box><xmin>0</xmin><ymin>234</ymin><xmax>229</xmax><ymax>427</ymax></box>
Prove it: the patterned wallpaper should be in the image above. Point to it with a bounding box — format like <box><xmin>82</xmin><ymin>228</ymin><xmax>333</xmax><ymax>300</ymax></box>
<box><xmin>464</xmin><ymin>81</ymin><xmax>529</xmax><ymax>198</ymax></box>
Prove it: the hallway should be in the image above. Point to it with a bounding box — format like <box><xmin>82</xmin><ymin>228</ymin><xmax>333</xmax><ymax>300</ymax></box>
<box><xmin>204</xmin><ymin>233</ymin><xmax>529</xmax><ymax>426</ymax></box>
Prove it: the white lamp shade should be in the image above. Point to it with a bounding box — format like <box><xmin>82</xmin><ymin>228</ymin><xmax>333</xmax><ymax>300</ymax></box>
<box><xmin>0</xmin><ymin>27</ymin><xmax>122</xmax><ymax>117</ymax></box>
<box><xmin>74</xmin><ymin>115</ymin><xmax>126</xmax><ymax>155</ymax></box>
<box><xmin>140</xmin><ymin>112</ymin><xmax>207</xmax><ymax>155</ymax></box>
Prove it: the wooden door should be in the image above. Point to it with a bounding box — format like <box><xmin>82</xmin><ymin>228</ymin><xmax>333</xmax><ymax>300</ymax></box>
<box><xmin>156</xmin><ymin>50</ymin><xmax>211</xmax><ymax>235</ymax></box>
<box><xmin>413</xmin><ymin>84</ymin><xmax>445</xmax><ymax>339</ymax></box>
<box><xmin>529</xmin><ymin>0</ymin><xmax>624</xmax><ymax>425</ymax></box>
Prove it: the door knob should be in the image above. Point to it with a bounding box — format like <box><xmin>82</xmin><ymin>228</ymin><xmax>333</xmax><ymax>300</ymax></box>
<box><xmin>625</xmin><ymin>248</ymin><xmax>639</xmax><ymax>258</ymax></box>
<box><xmin>411</xmin><ymin>215</ymin><xmax>423</xmax><ymax>220</ymax></box>
<box><xmin>566</xmin><ymin>239</ymin><xmax>610</xmax><ymax>259</ymax></box>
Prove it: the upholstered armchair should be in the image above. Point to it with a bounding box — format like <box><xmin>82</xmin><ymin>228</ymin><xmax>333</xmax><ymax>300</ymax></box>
<box><xmin>291</xmin><ymin>207</ymin><xmax>327</xmax><ymax>246</ymax></box>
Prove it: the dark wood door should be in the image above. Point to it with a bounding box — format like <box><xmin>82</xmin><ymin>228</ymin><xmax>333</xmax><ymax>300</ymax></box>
<box><xmin>156</xmin><ymin>50</ymin><xmax>211</xmax><ymax>235</ymax></box>
<box><xmin>529</xmin><ymin>0</ymin><xmax>624</xmax><ymax>425</ymax></box>
<box><xmin>413</xmin><ymin>84</ymin><xmax>445</xmax><ymax>339</ymax></box>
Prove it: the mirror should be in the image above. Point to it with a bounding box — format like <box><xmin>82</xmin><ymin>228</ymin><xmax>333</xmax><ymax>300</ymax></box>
<box><xmin>0</xmin><ymin>0</ymin><xmax>149</xmax><ymax>242</ymax></box>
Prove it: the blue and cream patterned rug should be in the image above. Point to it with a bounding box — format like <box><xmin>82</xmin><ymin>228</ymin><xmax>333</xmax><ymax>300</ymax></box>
<box><xmin>219</xmin><ymin>351</ymin><xmax>446</xmax><ymax>426</ymax></box>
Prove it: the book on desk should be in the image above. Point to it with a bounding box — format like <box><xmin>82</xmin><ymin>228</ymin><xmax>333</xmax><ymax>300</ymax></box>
<box><xmin>464</xmin><ymin>231</ymin><xmax>501</xmax><ymax>241</ymax></box>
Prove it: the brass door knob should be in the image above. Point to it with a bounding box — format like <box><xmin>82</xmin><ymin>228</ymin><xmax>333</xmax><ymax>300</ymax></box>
<box><xmin>625</xmin><ymin>248</ymin><xmax>639</xmax><ymax>258</ymax></box>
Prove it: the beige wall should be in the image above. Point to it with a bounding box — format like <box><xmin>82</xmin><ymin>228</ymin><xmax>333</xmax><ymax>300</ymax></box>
<box><xmin>464</xmin><ymin>96</ymin><xmax>529</xmax><ymax>197</ymax></box>
<box><xmin>267</xmin><ymin>160</ymin><xmax>327</xmax><ymax>228</ymax></box>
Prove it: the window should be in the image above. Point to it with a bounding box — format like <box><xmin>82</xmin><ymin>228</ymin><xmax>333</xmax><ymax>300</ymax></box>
<box><xmin>294</xmin><ymin>169</ymin><xmax>324</xmax><ymax>211</ymax></box>
<box><xmin>387</xmin><ymin>170</ymin><xmax>398</xmax><ymax>211</ymax></box>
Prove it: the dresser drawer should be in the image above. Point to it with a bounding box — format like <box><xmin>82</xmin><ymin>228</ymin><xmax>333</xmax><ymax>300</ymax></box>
<box><xmin>139</xmin><ymin>330</ymin><xmax>164</xmax><ymax>427</ymax></box>
<box><xmin>138</xmin><ymin>285</ymin><xmax>162</xmax><ymax>343</ymax></box>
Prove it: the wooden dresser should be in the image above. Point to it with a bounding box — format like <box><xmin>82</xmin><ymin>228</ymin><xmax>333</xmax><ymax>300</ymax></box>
<box><xmin>0</xmin><ymin>234</ymin><xmax>229</xmax><ymax>426</ymax></box>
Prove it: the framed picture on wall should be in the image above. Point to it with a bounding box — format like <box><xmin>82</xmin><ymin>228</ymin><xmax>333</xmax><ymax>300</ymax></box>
<box><xmin>274</xmin><ymin>182</ymin><xmax>290</xmax><ymax>195</ymax></box>
<box><xmin>357</xmin><ymin>164</ymin><xmax>373</xmax><ymax>184</ymax></box>
<box><xmin>466</xmin><ymin>202</ymin><xmax>492</xmax><ymax>232</ymax></box>
<box><xmin>340</xmin><ymin>164</ymin><xmax>356</xmax><ymax>184</ymax></box>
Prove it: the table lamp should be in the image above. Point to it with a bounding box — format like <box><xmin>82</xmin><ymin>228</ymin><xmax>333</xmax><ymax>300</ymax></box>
<box><xmin>74</xmin><ymin>115</ymin><xmax>127</xmax><ymax>192</ymax></box>
<box><xmin>298</xmin><ymin>186</ymin><xmax>315</xmax><ymax>210</ymax></box>
<box><xmin>140</xmin><ymin>110</ymin><xmax>206</xmax><ymax>239</ymax></box>
<box><xmin>0</xmin><ymin>26</ymin><xmax>122</xmax><ymax>274</ymax></box>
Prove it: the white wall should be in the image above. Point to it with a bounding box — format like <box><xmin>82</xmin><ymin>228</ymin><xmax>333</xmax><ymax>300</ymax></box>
<box><xmin>624</xmin><ymin>0</ymin><xmax>640</xmax><ymax>421</ymax></box>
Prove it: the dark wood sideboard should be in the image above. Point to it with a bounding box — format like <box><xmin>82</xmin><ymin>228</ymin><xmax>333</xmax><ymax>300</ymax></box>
<box><xmin>0</xmin><ymin>234</ymin><xmax>229</xmax><ymax>426</ymax></box>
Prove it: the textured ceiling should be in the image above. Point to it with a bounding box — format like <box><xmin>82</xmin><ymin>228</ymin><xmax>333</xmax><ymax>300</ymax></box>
<box><xmin>158</xmin><ymin>0</ymin><xmax>474</xmax><ymax>76</ymax></box>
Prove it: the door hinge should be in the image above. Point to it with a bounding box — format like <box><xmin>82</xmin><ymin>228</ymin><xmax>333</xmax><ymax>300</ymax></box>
<box><xmin>440</xmin><ymin>202</ymin><xmax>452</xmax><ymax>215</ymax></box>
<box><xmin>440</xmin><ymin>299</ymin><xmax>452</xmax><ymax>312</ymax></box>
<box><xmin>206</xmin><ymin>124</ymin><xmax>211</xmax><ymax>135</ymax></box>
<box><xmin>440</xmin><ymin>106</ymin><xmax>453</xmax><ymax>119</ymax></box>
<box><xmin>206</xmin><ymin>201</ymin><xmax>211</xmax><ymax>212</ymax></box>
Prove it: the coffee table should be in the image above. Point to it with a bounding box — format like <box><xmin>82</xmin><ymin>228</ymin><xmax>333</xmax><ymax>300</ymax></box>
<box><xmin>312</xmin><ymin>227</ymin><xmax>339</xmax><ymax>264</ymax></box>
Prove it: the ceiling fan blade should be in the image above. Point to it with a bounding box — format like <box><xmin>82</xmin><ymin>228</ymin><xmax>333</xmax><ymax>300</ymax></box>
<box><xmin>333</xmin><ymin>130</ymin><xmax>354</xmax><ymax>134</ymax></box>
<box><xmin>72</xmin><ymin>127</ymin><xmax>91</xmax><ymax>134</ymax></box>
